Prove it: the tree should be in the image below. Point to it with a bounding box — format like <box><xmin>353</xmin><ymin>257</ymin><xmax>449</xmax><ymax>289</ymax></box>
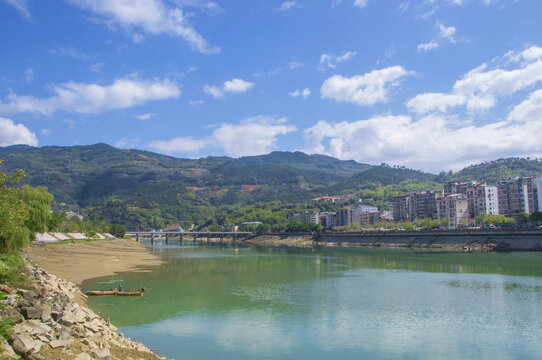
<box><xmin>0</xmin><ymin>162</ymin><xmax>27</xmax><ymax>251</ymax></box>
<box><xmin>47</xmin><ymin>212</ymin><xmax>65</xmax><ymax>231</ymax></box>
<box><xmin>109</xmin><ymin>224</ymin><xmax>126</xmax><ymax>238</ymax></box>
<box><xmin>21</xmin><ymin>185</ymin><xmax>53</xmax><ymax>239</ymax></box>
<box><xmin>517</xmin><ymin>212</ymin><xmax>530</xmax><ymax>224</ymax></box>
<box><xmin>529</xmin><ymin>212</ymin><xmax>542</xmax><ymax>224</ymax></box>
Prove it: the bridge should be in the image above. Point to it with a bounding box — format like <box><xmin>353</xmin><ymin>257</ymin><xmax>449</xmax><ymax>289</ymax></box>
<box><xmin>126</xmin><ymin>231</ymin><xmax>255</xmax><ymax>245</ymax></box>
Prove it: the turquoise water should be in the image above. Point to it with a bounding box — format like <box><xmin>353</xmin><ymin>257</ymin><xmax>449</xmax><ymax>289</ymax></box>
<box><xmin>84</xmin><ymin>244</ymin><xmax>542</xmax><ymax>359</ymax></box>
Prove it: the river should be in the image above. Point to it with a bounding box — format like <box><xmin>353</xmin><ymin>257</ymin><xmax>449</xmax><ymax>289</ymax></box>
<box><xmin>83</xmin><ymin>243</ymin><xmax>542</xmax><ymax>360</ymax></box>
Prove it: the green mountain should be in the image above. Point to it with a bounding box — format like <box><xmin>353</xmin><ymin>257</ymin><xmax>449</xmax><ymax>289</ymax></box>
<box><xmin>0</xmin><ymin>144</ymin><xmax>371</xmax><ymax>228</ymax></box>
<box><xmin>2</xmin><ymin>144</ymin><xmax>541</xmax><ymax>230</ymax></box>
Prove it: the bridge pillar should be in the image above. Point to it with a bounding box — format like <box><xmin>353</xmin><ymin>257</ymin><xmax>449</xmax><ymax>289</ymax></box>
<box><xmin>151</xmin><ymin>234</ymin><xmax>154</xmax><ymax>245</ymax></box>
<box><xmin>165</xmin><ymin>234</ymin><xmax>169</xmax><ymax>245</ymax></box>
<box><xmin>136</xmin><ymin>233</ymin><xmax>139</xmax><ymax>242</ymax></box>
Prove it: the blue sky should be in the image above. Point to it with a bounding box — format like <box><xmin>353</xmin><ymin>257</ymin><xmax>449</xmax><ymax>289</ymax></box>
<box><xmin>1</xmin><ymin>0</ymin><xmax>542</xmax><ymax>172</ymax></box>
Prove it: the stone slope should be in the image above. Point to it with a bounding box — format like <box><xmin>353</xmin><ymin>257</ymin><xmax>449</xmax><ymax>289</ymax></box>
<box><xmin>0</xmin><ymin>258</ymin><xmax>163</xmax><ymax>360</ymax></box>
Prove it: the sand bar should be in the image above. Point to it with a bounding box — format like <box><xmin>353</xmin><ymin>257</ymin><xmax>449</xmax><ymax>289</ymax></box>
<box><xmin>26</xmin><ymin>238</ymin><xmax>164</xmax><ymax>285</ymax></box>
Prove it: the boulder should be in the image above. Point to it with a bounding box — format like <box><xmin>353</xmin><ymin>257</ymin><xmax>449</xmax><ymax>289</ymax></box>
<box><xmin>21</xmin><ymin>306</ymin><xmax>43</xmax><ymax>320</ymax></box>
<box><xmin>10</xmin><ymin>332</ymin><xmax>42</xmax><ymax>354</ymax></box>
<box><xmin>91</xmin><ymin>347</ymin><xmax>111</xmax><ymax>360</ymax></box>
<box><xmin>49</xmin><ymin>338</ymin><xmax>72</xmax><ymax>349</ymax></box>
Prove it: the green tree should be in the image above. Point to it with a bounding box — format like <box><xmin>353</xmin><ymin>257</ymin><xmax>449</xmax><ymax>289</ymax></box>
<box><xmin>529</xmin><ymin>212</ymin><xmax>542</xmax><ymax>224</ymax></box>
<box><xmin>0</xmin><ymin>163</ymin><xmax>27</xmax><ymax>251</ymax></box>
<box><xmin>21</xmin><ymin>185</ymin><xmax>53</xmax><ymax>238</ymax></box>
<box><xmin>517</xmin><ymin>212</ymin><xmax>530</xmax><ymax>224</ymax></box>
<box><xmin>109</xmin><ymin>224</ymin><xmax>127</xmax><ymax>238</ymax></box>
<box><xmin>47</xmin><ymin>212</ymin><xmax>65</xmax><ymax>231</ymax></box>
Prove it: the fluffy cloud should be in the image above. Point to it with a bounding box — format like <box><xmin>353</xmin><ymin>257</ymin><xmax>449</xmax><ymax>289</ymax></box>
<box><xmin>288</xmin><ymin>88</ymin><xmax>311</xmax><ymax>98</ymax></box>
<box><xmin>0</xmin><ymin>78</ymin><xmax>180</xmax><ymax>115</ymax></box>
<box><xmin>319</xmin><ymin>51</ymin><xmax>356</xmax><ymax>69</ymax></box>
<box><xmin>0</xmin><ymin>118</ymin><xmax>38</xmax><ymax>147</ymax></box>
<box><xmin>70</xmin><ymin>0</ymin><xmax>219</xmax><ymax>54</ymax></box>
<box><xmin>303</xmin><ymin>107</ymin><xmax>542</xmax><ymax>171</ymax></box>
<box><xmin>4</xmin><ymin>0</ymin><xmax>31</xmax><ymax>20</ymax></box>
<box><xmin>148</xmin><ymin>116</ymin><xmax>296</xmax><ymax>157</ymax></box>
<box><xmin>417</xmin><ymin>23</ymin><xmax>457</xmax><ymax>53</ymax></box>
<box><xmin>278</xmin><ymin>1</ymin><xmax>298</xmax><ymax>11</ymax></box>
<box><xmin>204</xmin><ymin>79</ymin><xmax>254</xmax><ymax>98</ymax></box>
<box><xmin>353</xmin><ymin>0</ymin><xmax>368</xmax><ymax>8</ymax></box>
<box><xmin>407</xmin><ymin>46</ymin><xmax>542</xmax><ymax>114</ymax></box>
<box><xmin>321</xmin><ymin>66</ymin><xmax>410</xmax><ymax>106</ymax></box>
<box><xmin>417</xmin><ymin>41</ymin><xmax>439</xmax><ymax>53</ymax></box>
<box><xmin>212</xmin><ymin>116</ymin><xmax>296</xmax><ymax>157</ymax></box>
<box><xmin>147</xmin><ymin>136</ymin><xmax>209</xmax><ymax>154</ymax></box>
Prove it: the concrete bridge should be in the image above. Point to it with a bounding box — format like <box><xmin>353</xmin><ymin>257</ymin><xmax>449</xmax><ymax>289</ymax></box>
<box><xmin>126</xmin><ymin>231</ymin><xmax>254</xmax><ymax>245</ymax></box>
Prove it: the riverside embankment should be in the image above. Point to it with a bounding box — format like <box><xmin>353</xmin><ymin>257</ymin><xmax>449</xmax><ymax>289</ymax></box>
<box><xmin>0</xmin><ymin>239</ymin><xmax>166</xmax><ymax>359</ymax></box>
<box><xmin>149</xmin><ymin>230</ymin><xmax>542</xmax><ymax>252</ymax></box>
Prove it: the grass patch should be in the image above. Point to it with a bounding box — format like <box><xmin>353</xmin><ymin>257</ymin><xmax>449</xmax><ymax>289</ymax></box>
<box><xmin>0</xmin><ymin>253</ymin><xmax>24</xmax><ymax>285</ymax></box>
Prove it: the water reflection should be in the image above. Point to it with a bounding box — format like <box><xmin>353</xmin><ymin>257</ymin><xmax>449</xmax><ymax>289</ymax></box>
<box><xmin>85</xmin><ymin>245</ymin><xmax>542</xmax><ymax>360</ymax></box>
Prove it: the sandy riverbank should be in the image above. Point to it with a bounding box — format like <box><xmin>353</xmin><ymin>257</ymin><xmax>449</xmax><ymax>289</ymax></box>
<box><xmin>25</xmin><ymin>239</ymin><xmax>164</xmax><ymax>285</ymax></box>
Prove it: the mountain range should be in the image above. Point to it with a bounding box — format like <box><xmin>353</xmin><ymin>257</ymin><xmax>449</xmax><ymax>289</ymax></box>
<box><xmin>1</xmin><ymin>144</ymin><xmax>541</xmax><ymax>229</ymax></box>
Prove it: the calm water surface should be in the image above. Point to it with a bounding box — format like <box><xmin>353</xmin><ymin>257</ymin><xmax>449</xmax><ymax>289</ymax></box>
<box><xmin>84</xmin><ymin>243</ymin><xmax>542</xmax><ymax>360</ymax></box>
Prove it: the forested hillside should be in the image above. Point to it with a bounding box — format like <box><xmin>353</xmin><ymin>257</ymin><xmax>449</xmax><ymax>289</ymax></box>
<box><xmin>1</xmin><ymin>144</ymin><xmax>541</xmax><ymax>230</ymax></box>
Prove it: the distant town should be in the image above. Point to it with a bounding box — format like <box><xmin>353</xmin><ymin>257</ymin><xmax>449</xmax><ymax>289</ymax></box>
<box><xmin>289</xmin><ymin>176</ymin><xmax>542</xmax><ymax>229</ymax></box>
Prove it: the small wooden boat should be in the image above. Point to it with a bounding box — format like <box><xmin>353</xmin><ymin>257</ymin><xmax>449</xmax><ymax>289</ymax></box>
<box><xmin>86</xmin><ymin>288</ymin><xmax>146</xmax><ymax>296</ymax></box>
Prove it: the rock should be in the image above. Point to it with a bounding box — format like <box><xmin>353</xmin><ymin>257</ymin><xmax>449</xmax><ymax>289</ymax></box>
<box><xmin>21</xmin><ymin>306</ymin><xmax>43</xmax><ymax>320</ymax></box>
<box><xmin>0</xmin><ymin>294</ymin><xmax>18</xmax><ymax>306</ymax></box>
<box><xmin>10</xmin><ymin>332</ymin><xmax>42</xmax><ymax>354</ymax></box>
<box><xmin>49</xmin><ymin>338</ymin><xmax>72</xmax><ymax>349</ymax></box>
<box><xmin>71</xmin><ymin>323</ymin><xmax>86</xmax><ymax>338</ymax></box>
<box><xmin>40</xmin><ymin>304</ymin><xmax>52</xmax><ymax>322</ymax></box>
<box><xmin>26</xmin><ymin>319</ymin><xmax>53</xmax><ymax>335</ymax></box>
<box><xmin>59</xmin><ymin>310</ymin><xmax>76</xmax><ymax>325</ymax></box>
<box><xmin>91</xmin><ymin>347</ymin><xmax>111</xmax><ymax>360</ymax></box>
<box><xmin>0</xmin><ymin>284</ymin><xmax>16</xmax><ymax>295</ymax></box>
<box><xmin>0</xmin><ymin>336</ymin><xmax>17</xmax><ymax>358</ymax></box>
<box><xmin>0</xmin><ymin>306</ymin><xmax>25</xmax><ymax>323</ymax></box>
<box><xmin>50</xmin><ymin>311</ymin><xmax>62</xmax><ymax>321</ymax></box>
<box><xmin>84</xmin><ymin>318</ymin><xmax>102</xmax><ymax>333</ymax></box>
<box><xmin>22</xmin><ymin>290</ymin><xmax>38</xmax><ymax>301</ymax></box>
<box><xmin>75</xmin><ymin>353</ymin><xmax>93</xmax><ymax>360</ymax></box>
<box><xmin>58</xmin><ymin>328</ymin><xmax>71</xmax><ymax>341</ymax></box>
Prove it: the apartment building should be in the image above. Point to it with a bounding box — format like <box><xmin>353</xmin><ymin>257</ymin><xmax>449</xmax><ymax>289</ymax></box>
<box><xmin>288</xmin><ymin>211</ymin><xmax>320</xmax><ymax>224</ymax></box>
<box><xmin>436</xmin><ymin>194</ymin><xmax>470</xmax><ymax>228</ymax></box>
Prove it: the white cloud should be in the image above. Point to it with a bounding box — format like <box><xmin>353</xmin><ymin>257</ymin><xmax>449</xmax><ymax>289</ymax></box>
<box><xmin>508</xmin><ymin>89</ymin><xmax>542</xmax><ymax>123</ymax></box>
<box><xmin>0</xmin><ymin>117</ymin><xmax>37</xmax><ymax>147</ymax></box>
<box><xmin>134</xmin><ymin>113</ymin><xmax>155</xmax><ymax>120</ymax></box>
<box><xmin>408</xmin><ymin>46</ymin><xmax>542</xmax><ymax>114</ymax></box>
<box><xmin>289</xmin><ymin>88</ymin><xmax>311</xmax><ymax>98</ymax></box>
<box><xmin>148</xmin><ymin>116</ymin><xmax>297</xmax><ymax>157</ymax></box>
<box><xmin>3</xmin><ymin>0</ymin><xmax>31</xmax><ymax>20</ymax></box>
<box><xmin>417</xmin><ymin>23</ymin><xmax>457</xmax><ymax>53</ymax></box>
<box><xmin>147</xmin><ymin>136</ymin><xmax>209</xmax><ymax>154</ymax></box>
<box><xmin>70</xmin><ymin>0</ymin><xmax>219</xmax><ymax>54</ymax></box>
<box><xmin>353</xmin><ymin>0</ymin><xmax>368</xmax><ymax>8</ymax></box>
<box><xmin>321</xmin><ymin>66</ymin><xmax>410</xmax><ymax>106</ymax></box>
<box><xmin>278</xmin><ymin>1</ymin><xmax>298</xmax><ymax>11</ymax></box>
<box><xmin>0</xmin><ymin>78</ymin><xmax>180</xmax><ymax>115</ymax></box>
<box><xmin>204</xmin><ymin>79</ymin><xmax>254</xmax><ymax>98</ymax></box>
<box><xmin>319</xmin><ymin>51</ymin><xmax>356</xmax><ymax>69</ymax></box>
<box><xmin>114</xmin><ymin>137</ymin><xmax>141</xmax><ymax>149</ymax></box>
<box><xmin>406</xmin><ymin>93</ymin><xmax>467</xmax><ymax>114</ymax></box>
<box><xmin>417</xmin><ymin>40</ymin><xmax>439</xmax><ymax>53</ymax></box>
<box><xmin>212</xmin><ymin>116</ymin><xmax>297</xmax><ymax>157</ymax></box>
<box><xmin>439</xmin><ymin>23</ymin><xmax>457</xmax><ymax>41</ymax></box>
<box><xmin>41</xmin><ymin>129</ymin><xmax>51</xmax><ymax>136</ymax></box>
<box><xmin>303</xmin><ymin>110</ymin><xmax>542</xmax><ymax>172</ymax></box>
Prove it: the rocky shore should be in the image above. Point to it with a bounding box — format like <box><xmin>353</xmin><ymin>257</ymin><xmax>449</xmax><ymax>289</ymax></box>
<box><xmin>0</xmin><ymin>256</ymin><xmax>163</xmax><ymax>360</ymax></box>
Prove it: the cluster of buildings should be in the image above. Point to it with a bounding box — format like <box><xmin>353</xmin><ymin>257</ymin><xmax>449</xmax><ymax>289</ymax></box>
<box><xmin>289</xmin><ymin>205</ymin><xmax>393</xmax><ymax>228</ymax></box>
<box><xmin>393</xmin><ymin>176</ymin><xmax>542</xmax><ymax>227</ymax></box>
<box><xmin>290</xmin><ymin>176</ymin><xmax>542</xmax><ymax>229</ymax></box>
